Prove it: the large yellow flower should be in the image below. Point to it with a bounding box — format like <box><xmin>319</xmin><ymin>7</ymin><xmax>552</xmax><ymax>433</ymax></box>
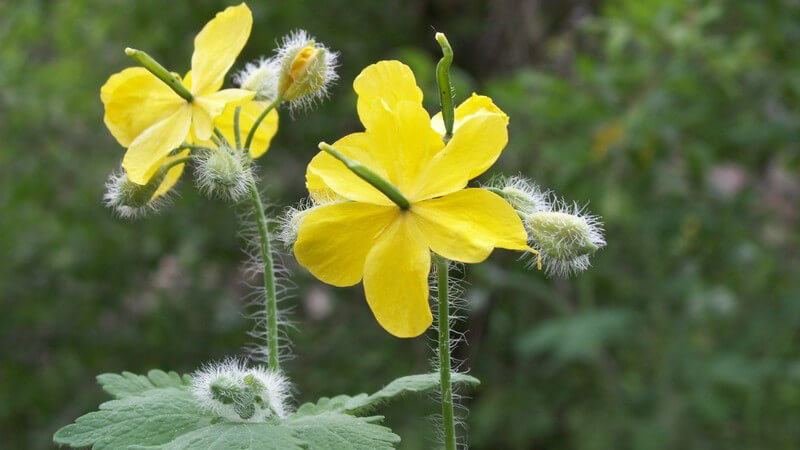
<box><xmin>100</xmin><ymin>3</ymin><xmax>258</xmax><ymax>185</ymax></box>
<box><xmin>295</xmin><ymin>61</ymin><xmax>528</xmax><ymax>338</ymax></box>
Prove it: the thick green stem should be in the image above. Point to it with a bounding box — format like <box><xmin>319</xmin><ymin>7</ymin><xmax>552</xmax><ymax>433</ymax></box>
<box><xmin>244</xmin><ymin>97</ymin><xmax>281</xmax><ymax>151</ymax></box>
<box><xmin>124</xmin><ymin>48</ymin><xmax>193</xmax><ymax>102</ymax></box>
<box><xmin>435</xmin><ymin>33</ymin><xmax>455</xmax><ymax>143</ymax></box>
<box><xmin>318</xmin><ymin>142</ymin><xmax>410</xmax><ymax>210</ymax></box>
<box><xmin>436</xmin><ymin>255</ymin><xmax>457</xmax><ymax>450</ymax></box>
<box><xmin>247</xmin><ymin>179</ymin><xmax>279</xmax><ymax>371</ymax></box>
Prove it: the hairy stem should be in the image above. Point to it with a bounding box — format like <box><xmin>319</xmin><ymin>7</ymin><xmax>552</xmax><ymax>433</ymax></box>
<box><xmin>247</xmin><ymin>179</ymin><xmax>279</xmax><ymax>371</ymax></box>
<box><xmin>436</xmin><ymin>255</ymin><xmax>457</xmax><ymax>450</ymax></box>
<box><xmin>244</xmin><ymin>97</ymin><xmax>281</xmax><ymax>151</ymax></box>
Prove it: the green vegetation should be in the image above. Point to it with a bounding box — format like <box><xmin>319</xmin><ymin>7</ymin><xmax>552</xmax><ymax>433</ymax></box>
<box><xmin>2</xmin><ymin>0</ymin><xmax>799</xmax><ymax>448</ymax></box>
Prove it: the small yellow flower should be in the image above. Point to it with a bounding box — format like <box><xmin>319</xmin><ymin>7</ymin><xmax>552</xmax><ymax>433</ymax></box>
<box><xmin>294</xmin><ymin>61</ymin><xmax>528</xmax><ymax>338</ymax></box>
<box><xmin>100</xmin><ymin>3</ymin><xmax>260</xmax><ymax>185</ymax></box>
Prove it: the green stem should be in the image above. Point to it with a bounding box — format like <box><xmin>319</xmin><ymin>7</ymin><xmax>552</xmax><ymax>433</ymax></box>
<box><xmin>178</xmin><ymin>143</ymin><xmax>213</xmax><ymax>152</ymax></box>
<box><xmin>244</xmin><ymin>97</ymin><xmax>281</xmax><ymax>151</ymax></box>
<box><xmin>318</xmin><ymin>142</ymin><xmax>410</xmax><ymax>210</ymax></box>
<box><xmin>435</xmin><ymin>32</ymin><xmax>455</xmax><ymax>143</ymax></box>
<box><xmin>124</xmin><ymin>48</ymin><xmax>193</xmax><ymax>102</ymax></box>
<box><xmin>161</xmin><ymin>155</ymin><xmax>193</xmax><ymax>171</ymax></box>
<box><xmin>247</xmin><ymin>179</ymin><xmax>279</xmax><ymax>371</ymax></box>
<box><xmin>214</xmin><ymin>127</ymin><xmax>231</xmax><ymax>148</ymax></box>
<box><xmin>234</xmin><ymin>106</ymin><xmax>242</xmax><ymax>150</ymax></box>
<box><xmin>435</xmin><ymin>255</ymin><xmax>457</xmax><ymax>450</ymax></box>
<box><xmin>484</xmin><ymin>186</ymin><xmax>527</xmax><ymax>221</ymax></box>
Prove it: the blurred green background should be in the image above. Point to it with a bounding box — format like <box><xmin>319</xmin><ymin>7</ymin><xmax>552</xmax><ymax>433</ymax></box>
<box><xmin>2</xmin><ymin>0</ymin><xmax>800</xmax><ymax>448</ymax></box>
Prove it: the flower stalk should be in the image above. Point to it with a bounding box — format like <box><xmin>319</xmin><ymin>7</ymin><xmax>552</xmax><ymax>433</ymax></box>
<box><xmin>318</xmin><ymin>142</ymin><xmax>410</xmax><ymax>209</ymax></box>
<box><xmin>435</xmin><ymin>255</ymin><xmax>457</xmax><ymax>450</ymax></box>
<box><xmin>124</xmin><ymin>47</ymin><xmax>193</xmax><ymax>102</ymax></box>
<box><xmin>247</xmin><ymin>177</ymin><xmax>280</xmax><ymax>371</ymax></box>
<box><xmin>245</xmin><ymin>97</ymin><xmax>281</xmax><ymax>151</ymax></box>
<box><xmin>435</xmin><ymin>32</ymin><xmax>458</xmax><ymax>450</ymax></box>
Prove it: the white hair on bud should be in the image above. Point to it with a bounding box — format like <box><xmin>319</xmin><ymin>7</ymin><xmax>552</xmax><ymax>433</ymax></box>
<box><xmin>486</xmin><ymin>174</ymin><xmax>551</xmax><ymax>215</ymax></box>
<box><xmin>525</xmin><ymin>196</ymin><xmax>606</xmax><ymax>277</ymax></box>
<box><xmin>191</xmin><ymin>358</ymin><xmax>292</xmax><ymax>423</ymax></box>
<box><xmin>194</xmin><ymin>147</ymin><xmax>253</xmax><ymax>202</ymax></box>
<box><xmin>276</xmin><ymin>198</ymin><xmax>315</xmax><ymax>251</ymax></box>
<box><xmin>234</xmin><ymin>56</ymin><xmax>280</xmax><ymax>102</ymax></box>
<box><xmin>103</xmin><ymin>170</ymin><xmax>171</xmax><ymax>219</ymax></box>
<box><xmin>274</xmin><ymin>29</ymin><xmax>339</xmax><ymax>111</ymax></box>
<box><xmin>276</xmin><ymin>194</ymin><xmax>341</xmax><ymax>251</ymax></box>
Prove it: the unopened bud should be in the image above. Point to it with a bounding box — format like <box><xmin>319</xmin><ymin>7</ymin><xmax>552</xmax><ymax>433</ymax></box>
<box><xmin>192</xmin><ymin>359</ymin><xmax>291</xmax><ymax>422</ymax></box>
<box><xmin>234</xmin><ymin>57</ymin><xmax>280</xmax><ymax>102</ymax></box>
<box><xmin>103</xmin><ymin>170</ymin><xmax>168</xmax><ymax>218</ymax></box>
<box><xmin>524</xmin><ymin>201</ymin><xmax>605</xmax><ymax>277</ymax></box>
<box><xmin>195</xmin><ymin>147</ymin><xmax>252</xmax><ymax>202</ymax></box>
<box><xmin>489</xmin><ymin>175</ymin><xmax>550</xmax><ymax>215</ymax></box>
<box><xmin>275</xmin><ymin>30</ymin><xmax>338</xmax><ymax>108</ymax></box>
<box><xmin>277</xmin><ymin>198</ymin><xmax>322</xmax><ymax>250</ymax></box>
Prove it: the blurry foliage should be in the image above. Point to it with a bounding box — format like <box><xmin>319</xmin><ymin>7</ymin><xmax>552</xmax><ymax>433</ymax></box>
<box><xmin>2</xmin><ymin>0</ymin><xmax>800</xmax><ymax>449</ymax></box>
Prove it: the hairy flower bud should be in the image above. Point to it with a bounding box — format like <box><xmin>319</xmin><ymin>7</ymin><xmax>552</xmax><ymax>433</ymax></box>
<box><xmin>234</xmin><ymin>57</ymin><xmax>280</xmax><ymax>102</ymax></box>
<box><xmin>525</xmin><ymin>202</ymin><xmax>606</xmax><ymax>277</ymax></box>
<box><xmin>489</xmin><ymin>175</ymin><xmax>550</xmax><ymax>215</ymax></box>
<box><xmin>275</xmin><ymin>30</ymin><xmax>338</xmax><ymax>109</ymax></box>
<box><xmin>195</xmin><ymin>147</ymin><xmax>252</xmax><ymax>201</ymax></box>
<box><xmin>191</xmin><ymin>359</ymin><xmax>291</xmax><ymax>422</ymax></box>
<box><xmin>103</xmin><ymin>170</ymin><xmax>169</xmax><ymax>218</ymax></box>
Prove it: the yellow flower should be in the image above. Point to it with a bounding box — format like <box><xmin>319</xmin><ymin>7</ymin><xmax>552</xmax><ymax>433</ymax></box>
<box><xmin>100</xmin><ymin>3</ymin><xmax>257</xmax><ymax>185</ymax></box>
<box><xmin>294</xmin><ymin>61</ymin><xmax>528</xmax><ymax>338</ymax></box>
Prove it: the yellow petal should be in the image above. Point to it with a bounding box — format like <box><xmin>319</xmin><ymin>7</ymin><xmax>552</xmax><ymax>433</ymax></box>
<box><xmin>190</xmin><ymin>3</ymin><xmax>252</xmax><ymax>95</ymax></box>
<box><xmin>214</xmin><ymin>101</ymin><xmax>279</xmax><ymax>158</ymax></box>
<box><xmin>193</xmin><ymin>89</ymin><xmax>256</xmax><ymax>140</ymax></box>
<box><xmin>151</xmin><ymin>149</ymin><xmax>191</xmax><ymax>199</ymax></box>
<box><xmin>365</xmin><ymin>100</ymin><xmax>444</xmax><ymax>194</ymax></box>
<box><xmin>430</xmin><ymin>93</ymin><xmax>505</xmax><ymax>137</ymax></box>
<box><xmin>412</xmin><ymin>188</ymin><xmax>528</xmax><ymax>263</ymax></box>
<box><xmin>101</xmin><ymin>67</ymin><xmax>185</xmax><ymax>147</ymax></box>
<box><xmin>306</xmin><ymin>132</ymin><xmax>395</xmax><ymax>206</ymax></box>
<box><xmin>363</xmin><ymin>214</ymin><xmax>432</xmax><ymax>338</ymax></box>
<box><xmin>122</xmin><ymin>104</ymin><xmax>192</xmax><ymax>184</ymax></box>
<box><xmin>354</xmin><ymin>60</ymin><xmax>423</xmax><ymax>130</ymax></box>
<box><xmin>411</xmin><ymin>108</ymin><xmax>509</xmax><ymax>201</ymax></box>
<box><xmin>295</xmin><ymin>202</ymin><xmax>398</xmax><ymax>287</ymax></box>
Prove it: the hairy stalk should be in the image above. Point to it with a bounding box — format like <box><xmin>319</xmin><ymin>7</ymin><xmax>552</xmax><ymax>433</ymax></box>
<box><xmin>435</xmin><ymin>256</ymin><xmax>457</xmax><ymax>450</ymax></box>
<box><xmin>244</xmin><ymin>97</ymin><xmax>281</xmax><ymax>151</ymax></box>
<box><xmin>434</xmin><ymin>31</ymin><xmax>458</xmax><ymax>449</ymax></box>
<box><xmin>247</xmin><ymin>178</ymin><xmax>279</xmax><ymax>371</ymax></box>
